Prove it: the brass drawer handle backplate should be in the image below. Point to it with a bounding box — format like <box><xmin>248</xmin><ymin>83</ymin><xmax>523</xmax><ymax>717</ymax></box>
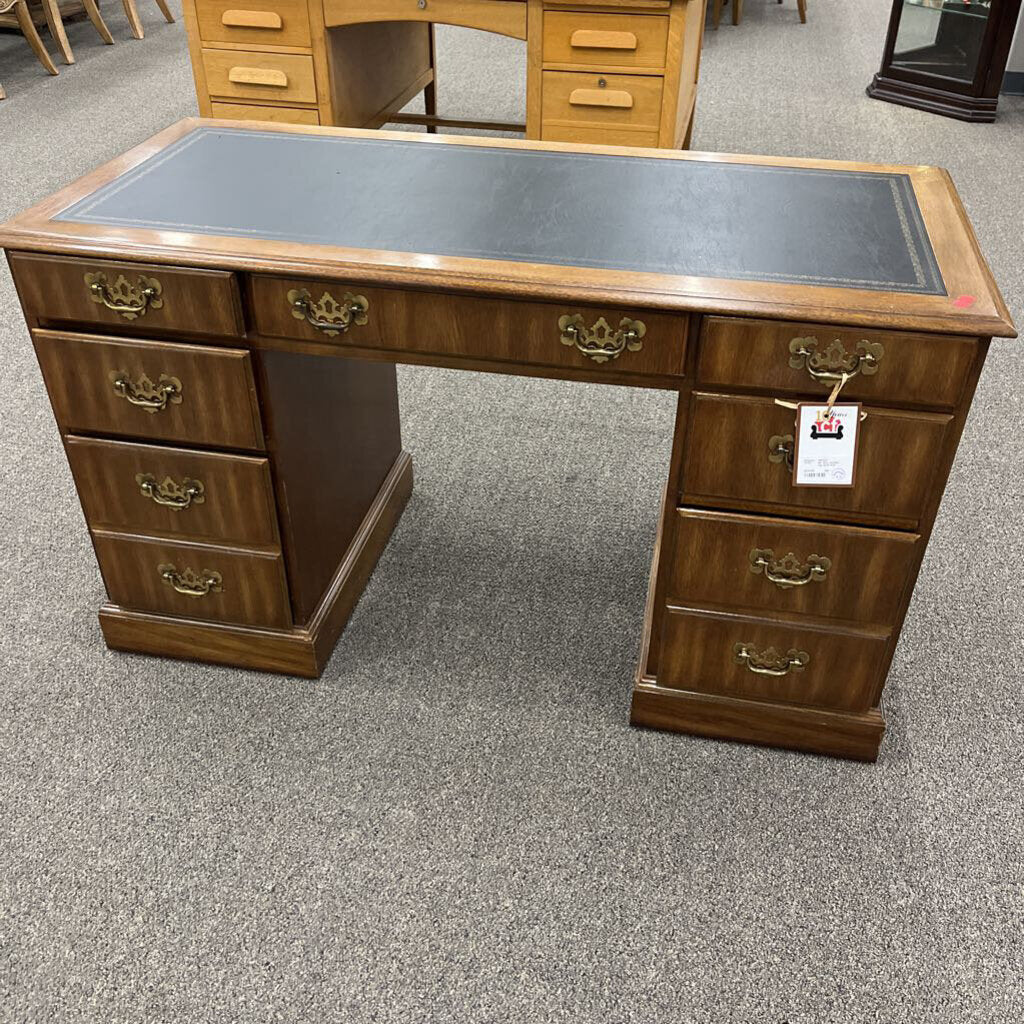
<box><xmin>136</xmin><ymin>473</ymin><xmax>205</xmax><ymax>510</ymax></box>
<box><xmin>732</xmin><ymin>643</ymin><xmax>809</xmax><ymax>677</ymax></box>
<box><xmin>109</xmin><ymin>370</ymin><xmax>182</xmax><ymax>412</ymax></box>
<box><xmin>85</xmin><ymin>271</ymin><xmax>163</xmax><ymax>320</ymax></box>
<box><xmin>767</xmin><ymin>434</ymin><xmax>794</xmax><ymax>469</ymax></box>
<box><xmin>159</xmin><ymin>563</ymin><xmax>223</xmax><ymax>598</ymax></box>
<box><xmin>558</xmin><ymin>314</ymin><xmax>646</xmax><ymax>364</ymax></box>
<box><xmin>288</xmin><ymin>288</ymin><xmax>369</xmax><ymax>337</ymax></box>
<box><xmin>789</xmin><ymin>336</ymin><xmax>884</xmax><ymax>384</ymax></box>
<box><xmin>749</xmin><ymin>548</ymin><xmax>831</xmax><ymax>589</ymax></box>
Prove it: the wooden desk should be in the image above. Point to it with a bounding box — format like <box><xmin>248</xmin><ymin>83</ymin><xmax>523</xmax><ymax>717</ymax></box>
<box><xmin>180</xmin><ymin>0</ymin><xmax>705</xmax><ymax>148</ymax></box>
<box><xmin>1</xmin><ymin>121</ymin><xmax>1014</xmax><ymax>761</ymax></box>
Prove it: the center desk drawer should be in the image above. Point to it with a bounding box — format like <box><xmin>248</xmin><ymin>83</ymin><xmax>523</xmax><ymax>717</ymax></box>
<box><xmin>66</xmin><ymin>437</ymin><xmax>280</xmax><ymax>548</ymax></box>
<box><xmin>667</xmin><ymin>509</ymin><xmax>921</xmax><ymax>627</ymax></box>
<box><xmin>34</xmin><ymin>331</ymin><xmax>265</xmax><ymax>451</ymax></box>
<box><xmin>8</xmin><ymin>252</ymin><xmax>243</xmax><ymax>338</ymax></box>
<box><xmin>250</xmin><ymin>278</ymin><xmax>687</xmax><ymax>378</ymax></box>
<box><xmin>543</xmin><ymin>12</ymin><xmax>669</xmax><ymax>69</ymax></box>
<box><xmin>92</xmin><ymin>532</ymin><xmax>292</xmax><ymax>629</ymax></box>
<box><xmin>202</xmin><ymin>48</ymin><xmax>317</xmax><ymax>105</ymax></box>
<box><xmin>196</xmin><ymin>0</ymin><xmax>312</xmax><ymax>48</ymax></box>
<box><xmin>681</xmin><ymin>392</ymin><xmax>952</xmax><ymax>528</ymax></box>
<box><xmin>697</xmin><ymin>317</ymin><xmax>978</xmax><ymax>410</ymax></box>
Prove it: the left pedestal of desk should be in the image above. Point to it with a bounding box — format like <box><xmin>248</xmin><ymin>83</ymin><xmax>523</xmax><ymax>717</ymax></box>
<box><xmin>8</xmin><ymin>251</ymin><xmax>412</xmax><ymax>677</ymax></box>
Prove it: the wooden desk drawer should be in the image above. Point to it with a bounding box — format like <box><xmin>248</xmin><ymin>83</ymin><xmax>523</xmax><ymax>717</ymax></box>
<box><xmin>543</xmin><ymin>12</ymin><xmax>669</xmax><ymax>69</ymax></box>
<box><xmin>658</xmin><ymin>606</ymin><xmax>888</xmax><ymax>713</ymax></box>
<box><xmin>202</xmin><ymin>48</ymin><xmax>317</xmax><ymax>105</ymax></box>
<box><xmin>250</xmin><ymin>277</ymin><xmax>688</xmax><ymax>379</ymax></box>
<box><xmin>697</xmin><ymin>317</ymin><xmax>978</xmax><ymax>410</ymax></box>
<box><xmin>541</xmin><ymin>70</ymin><xmax>663</xmax><ymax>133</ymax></box>
<box><xmin>93</xmin><ymin>532</ymin><xmax>292</xmax><ymax>628</ymax></box>
<box><xmin>8</xmin><ymin>252</ymin><xmax>243</xmax><ymax>338</ymax></box>
<box><xmin>66</xmin><ymin>436</ymin><xmax>279</xmax><ymax>548</ymax></box>
<box><xmin>667</xmin><ymin>509</ymin><xmax>920</xmax><ymax>627</ymax></box>
<box><xmin>210</xmin><ymin>101</ymin><xmax>320</xmax><ymax>126</ymax></box>
<box><xmin>34</xmin><ymin>330</ymin><xmax>265</xmax><ymax>451</ymax></box>
<box><xmin>196</xmin><ymin>0</ymin><xmax>311</xmax><ymax>48</ymax></box>
<box><xmin>681</xmin><ymin>392</ymin><xmax>952</xmax><ymax>529</ymax></box>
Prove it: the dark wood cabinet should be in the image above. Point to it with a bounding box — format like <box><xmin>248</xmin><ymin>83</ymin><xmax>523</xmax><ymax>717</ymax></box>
<box><xmin>867</xmin><ymin>0</ymin><xmax>1023</xmax><ymax>122</ymax></box>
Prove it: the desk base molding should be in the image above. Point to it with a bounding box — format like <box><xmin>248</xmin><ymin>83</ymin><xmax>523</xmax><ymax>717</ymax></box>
<box><xmin>99</xmin><ymin>450</ymin><xmax>413</xmax><ymax>678</ymax></box>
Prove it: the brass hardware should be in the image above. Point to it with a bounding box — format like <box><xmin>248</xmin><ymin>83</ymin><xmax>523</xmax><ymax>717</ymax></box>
<box><xmin>136</xmin><ymin>473</ymin><xmax>205</xmax><ymax>510</ymax></box>
<box><xmin>767</xmin><ymin>434</ymin><xmax>794</xmax><ymax>469</ymax></box>
<box><xmin>84</xmin><ymin>271</ymin><xmax>163</xmax><ymax>320</ymax></box>
<box><xmin>732</xmin><ymin>643</ymin><xmax>809</xmax><ymax>677</ymax></box>
<box><xmin>558</xmin><ymin>314</ymin><xmax>646</xmax><ymax>364</ymax></box>
<box><xmin>287</xmin><ymin>288</ymin><xmax>369</xmax><ymax>337</ymax></box>
<box><xmin>109</xmin><ymin>371</ymin><xmax>182</xmax><ymax>413</ymax></box>
<box><xmin>158</xmin><ymin>564</ymin><xmax>223</xmax><ymax>598</ymax></box>
<box><xmin>789</xmin><ymin>337</ymin><xmax>884</xmax><ymax>384</ymax></box>
<box><xmin>749</xmin><ymin>548</ymin><xmax>831</xmax><ymax>589</ymax></box>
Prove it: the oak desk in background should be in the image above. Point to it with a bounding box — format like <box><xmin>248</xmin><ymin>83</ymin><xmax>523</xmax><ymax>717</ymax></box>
<box><xmin>1</xmin><ymin>121</ymin><xmax>1014</xmax><ymax>761</ymax></box>
<box><xmin>181</xmin><ymin>0</ymin><xmax>706</xmax><ymax>148</ymax></box>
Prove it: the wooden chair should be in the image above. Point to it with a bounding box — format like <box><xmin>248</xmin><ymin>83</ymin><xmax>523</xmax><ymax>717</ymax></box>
<box><xmin>120</xmin><ymin>0</ymin><xmax>175</xmax><ymax>39</ymax></box>
<box><xmin>0</xmin><ymin>0</ymin><xmax>58</xmax><ymax>99</ymax></box>
<box><xmin>713</xmin><ymin>0</ymin><xmax>807</xmax><ymax>28</ymax></box>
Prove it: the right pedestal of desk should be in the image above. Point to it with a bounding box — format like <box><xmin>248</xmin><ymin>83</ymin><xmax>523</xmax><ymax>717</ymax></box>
<box><xmin>633</xmin><ymin>314</ymin><xmax>988</xmax><ymax>761</ymax></box>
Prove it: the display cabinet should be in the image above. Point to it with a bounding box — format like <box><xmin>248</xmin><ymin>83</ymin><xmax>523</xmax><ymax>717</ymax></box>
<box><xmin>867</xmin><ymin>0</ymin><xmax>1023</xmax><ymax>121</ymax></box>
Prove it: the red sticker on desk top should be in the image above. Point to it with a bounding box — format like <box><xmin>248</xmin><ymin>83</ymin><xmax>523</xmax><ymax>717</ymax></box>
<box><xmin>953</xmin><ymin>295</ymin><xmax>976</xmax><ymax>308</ymax></box>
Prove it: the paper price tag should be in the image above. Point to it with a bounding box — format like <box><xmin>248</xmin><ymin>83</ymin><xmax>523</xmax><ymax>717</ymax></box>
<box><xmin>792</xmin><ymin>402</ymin><xmax>861</xmax><ymax>488</ymax></box>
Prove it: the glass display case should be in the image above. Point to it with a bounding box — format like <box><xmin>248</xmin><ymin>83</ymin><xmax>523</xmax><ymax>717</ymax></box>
<box><xmin>867</xmin><ymin>0</ymin><xmax>1023</xmax><ymax>121</ymax></box>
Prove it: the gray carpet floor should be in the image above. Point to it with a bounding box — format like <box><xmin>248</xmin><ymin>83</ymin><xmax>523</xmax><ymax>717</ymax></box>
<box><xmin>1</xmin><ymin>2</ymin><xmax>1023</xmax><ymax>1021</ymax></box>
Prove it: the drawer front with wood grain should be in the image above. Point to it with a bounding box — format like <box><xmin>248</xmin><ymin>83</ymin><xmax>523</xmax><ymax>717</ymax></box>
<box><xmin>250</xmin><ymin>276</ymin><xmax>688</xmax><ymax>379</ymax></box>
<box><xmin>541</xmin><ymin>70</ymin><xmax>663</xmax><ymax>133</ymax></box>
<box><xmin>66</xmin><ymin>436</ymin><xmax>279</xmax><ymax>548</ymax></box>
<box><xmin>34</xmin><ymin>331</ymin><xmax>265</xmax><ymax>451</ymax></box>
<box><xmin>196</xmin><ymin>0</ymin><xmax>311</xmax><ymax>48</ymax></box>
<box><xmin>543</xmin><ymin>12</ymin><xmax>669</xmax><ymax>69</ymax></box>
<box><xmin>667</xmin><ymin>508</ymin><xmax>921</xmax><ymax>627</ymax></box>
<box><xmin>210</xmin><ymin>101</ymin><xmax>320</xmax><ymax>125</ymax></box>
<box><xmin>8</xmin><ymin>252</ymin><xmax>244</xmax><ymax>338</ymax></box>
<box><xmin>697</xmin><ymin>317</ymin><xmax>978</xmax><ymax>410</ymax></box>
<box><xmin>681</xmin><ymin>392</ymin><xmax>951</xmax><ymax>528</ymax></box>
<box><xmin>93</xmin><ymin>532</ymin><xmax>292</xmax><ymax>628</ymax></box>
<box><xmin>202</xmin><ymin>48</ymin><xmax>317</xmax><ymax>104</ymax></box>
<box><xmin>658</xmin><ymin>606</ymin><xmax>889</xmax><ymax>713</ymax></box>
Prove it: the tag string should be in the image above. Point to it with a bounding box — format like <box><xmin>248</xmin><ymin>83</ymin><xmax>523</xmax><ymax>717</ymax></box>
<box><xmin>826</xmin><ymin>372</ymin><xmax>851</xmax><ymax>415</ymax></box>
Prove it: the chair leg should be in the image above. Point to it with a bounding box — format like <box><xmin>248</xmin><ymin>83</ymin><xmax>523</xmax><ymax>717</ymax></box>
<box><xmin>15</xmin><ymin>0</ymin><xmax>59</xmax><ymax>76</ymax></box>
<box><xmin>797</xmin><ymin>0</ymin><xmax>807</xmax><ymax>22</ymax></box>
<box><xmin>0</xmin><ymin>81</ymin><xmax>6</xmax><ymax>100</ymax></box>
<box><xmin>122</xmin><ymin>0</ymin><xmax>145</xmax><ymax>38</ymax></box>
<box><xmin>712</xmin><ymin>0</ymin><xmax>722</xmax><ymax>29</ymax></box>
<box><xmin>733</xmin><ymin>0</ymin><xmax>743</xmax><ymax>26</ymax></box>
<box><xmin>40</xmin><ymin>0</ymin><xmax>74</xmax><ymax>64</ymax></box>
<box><xmin>81</xmin><ymin>0</ymin><xmax>115</xmax><ymax>43</ymax></box>
<box><xmin>424</xmin><ymin>24</ymin><xmax>437</xmax><ymax>134</ymax></box>
<box><xmin>153</xmin><ymin>0</ymin><xmax>175</xmax><ymax>22</ymax></box>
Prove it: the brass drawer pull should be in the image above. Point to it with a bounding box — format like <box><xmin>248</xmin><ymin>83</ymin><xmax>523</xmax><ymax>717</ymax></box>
<box><xmin>733</xmin><ymin>643</ymin><xmax>809</xmax><ymax>677</ymax></box>
<box><xmin>84</xmin><ymin>271</ymin><xmax>163</xmax><ymax>320</ymax></box>
<box><xmin>221</xmin><ymin>9</ymin><xmax>283</xmax><ymax>29</ymax></box>
<box><xmin>558</xmin><ymin>314</ymin><xmax>645</xmax><ymax>364</ymax></box>
<box><xmin>789</xmin><ymin>337</ymin><xmax>884</xmax><ymax>384</ymax></box>
<box><xmin>109</xmin><ymin>371</ymin><xmax>182</xmax><ymax>413</ymax></box>
<box><xmin>228</xmin><ymin>66</ymin><xmax>288</xmax><ymax>88</ymax></box>
<box><xmin>767</xmin><ymin>433</ymin><xmax>794</xmax><ymax>469</ymax></box>
<box><xmin>749</xmin><ymin>548</ymin><xmax>831</xmax><ymax>589</ymax></box>
<box><xmin>136</xmin><ymin>473</ymin><xmax>205</xmax><ymax>510</ymax></box>
<box><xmin>288</xmin><ymin>288</ymin><xmax>369</xmax><ymax>337</ymax></box>
<box><xmin>159</xmin><ymin>563</ymin><xmax>223</xmax><ymax>598</ymax></box>
<box><xmin>570</xmin><ymin>29</ymin><xmax>638</xmax><ymax>50</ymax></box>
<box><xmin>569</xmin><ymin>87</ymin><xmax>634</xmax><ymax>109</ymax></box>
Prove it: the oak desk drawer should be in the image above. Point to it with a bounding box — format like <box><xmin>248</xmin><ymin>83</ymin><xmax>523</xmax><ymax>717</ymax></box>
<box><xmin>658</xmin><ymin>606</ymin><xmax>888</xmax><ymax>713</ymax></box>
<box><xmin>34</xmin><ymin>330</ymin><xmax>265</xmax><ymax>451</ymax></box>
<box><xmin>93</xmin><ymin>532</ymin><xmax>292</xmax><ymax>629</ymax></box>
<box><xmin>697</xmin><ymin>317</ymin><xmax>978</xmax><ymax>410</ymax></box>
<box><xmin>668</xmin><ymin>509</ymin><xmax>920</xmax><ymax>627</ymax></box>
<box><xmin>250</xmin><ymin>277</ymin><xmax>688</xmax><ymax>378</ymax></box>
<box><xmin>8</xmin><ymin>253</ymin><xmax>243</xmax><ymax>338</ymax></box>
<box><xmin>196</xmin><ymin>0</ymin><xmax>311</xmax><ymax>48</ymax></box>
<box><xmin>202</xmin><ymin>48</ymin><xmax>317</xmax><ymax>104</ymax></box>
<box><xmin>541</xmin><ymin>70</ymin><xmax>663</xmax><ymax>131</ymax></box>
<box><xmin>543</xmin><ymin>12</ymin><xmax>669</xmax><ymax>69</ymax></box>
<box><xmin>66</xmin><ymin>437</ymin><xmax>279</xmax><ymax>548</ymax></box>
<box><xmin>210</xmin><ymin>101</ymin><xmax>320</xmax><ymax>125</ymax></box>
<box><xmin>681</xmin><ymin>392</ymin><xmax>951</xmax><ymax>528</ymax></box>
